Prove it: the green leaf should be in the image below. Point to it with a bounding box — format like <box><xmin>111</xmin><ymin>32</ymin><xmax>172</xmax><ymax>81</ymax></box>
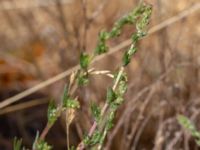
<box><xmin>63</xmin><ymin>86</ymin><xmax>80</xmax><ymax>109</ymax></box>
<box><xmin>83</xmin><ymin>131</ymin><xmax>102</xmax><ymax>146</ymax></box>
<box><xmin>13</xmin><ymin>137</ymin><xmax>22</xmax><ymax>150</ymax></box>
<box><xmin>35</xmin><ymin>140</ymin><xmax>52</xmax><ymax>150</ymax></box>
<box><xmin>178</xmin><ymin>115</ymin><xmax>200</xmax><ymax>146</ymax></box>
<box><xmin>33</xmin><ymin>133</ymin><xmax>52</xmax><ymax>150</ymax></box>
<box><xmin>106</xmin><ymin>111</ymin><xmax>115</xmax><ymax>130</ymax></box>
<box><xmin>95</xmin><ymin>41</ymin><xmax>108</xmax><ymax>55</ymax></box>
<box><xmin>63</xmin><ymin>98</ymin><xmax>80</xmax><ymax>109</ymax></box>
<box><xmin>47</xmin><ymin>100</ymin><xmax>58</xmax><ymax>125</ymax></box>
<box><xmin>122</xmin><ymin>51</ymin><xmax>131</xmax><ymax>66</ymax></box>
<box><xmin>77</xmin><ymin>73</ymin><xmax>89</xmax><ymax>86</ymax></box>
<box><xmin>178</xmin><ymin>115</ymin><xmax>195</xmax><ymax>131</ymax></box>
<box><xmin>62</xmin><ymin>84</ymin><xmax>69</xmax><ymax>105</ymax></box>
<box><xmin>95</xmin><ymin>30</ymin><xmax>110</xmax><ymax>55</ymax></box>
<box><xmin>80</xmin><ymin>52</ymin><xmax>90</xmax><ymax>69</ymax></box>
<box><xmin>131</xmin><ymin>33</ymin><xmax>139</xmax><ymax>43</ymax></box>
<box><xmin>91</xmin><ymin>102</ymin><xmax>101</xmax><ymax>122</ymax></box>
<box><xmin>62</xmin><ymin>85</ymin><xmax>80</xmax><ymax>109</ymax></box>
<box><xmin>129</xmin><ymin>47</ymin><xmax>137</xmax><ymax>56</ymax></box>
<box><xmin>110</xmin><ymin>26</ymin><xmax>121</xmax><ymax>37</ymax></box>
<box><xmin>126</xmin><ymin>14</ymin><xmax>136</xmax><ymax>24</ymax></box>
<box><xmin>83</xmin><ymin>135</ymin><xmax>90</xmax><ymax>146</ymax></box>
<box><xmin>90</xmin><ymin>131</ymin><xmax>102</xmax><ymax>145</ymax></box>
<box><xmin>118</xmin><ymin>81</ymin><xmax>127</xmax><ymax>96</ymax></box>
<box><xmin>122</xmin><ymin>46</ymin><xmax>137</xmax><ymax>66</ymax></box>
<box><xmin>99</xmin><ymin>31</ymin><xmax>109</xmax><ymax>41</ymax></box>
<box><xmin>70</xmin><ymin>146</ymin><xmax>76</xmax><ymax>150</ymax></box>
<box><xmin>115</xmin><ymin>96</ymin><xmax>124</xmax><ymax>106</ymax></box>
<box><xmin>136</xmin><ymin>5</ymin><xmax>152</xmax><ymax>32</ymax></box>
<box><xmin>106</xmin><ymin>88</ymin><xmax>116</xmax><ymax>104</ymax></box>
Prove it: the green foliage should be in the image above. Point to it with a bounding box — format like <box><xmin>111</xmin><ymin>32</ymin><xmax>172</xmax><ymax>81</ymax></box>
<box><xmin>83</xmin><ymin>135</ymin><xmax>90</xmax><ymax>146</ymax></box>
<box><xmin>95</xmin><ymin>41</ymin><xmax>109</xmax><ymax>55</ymax></box>
<box><xmin>83</xmin><ymin>131</ymin><xmax>102</xmax><ymax>146</ymax></box>
<box><xmin>95</xmin><ymin>31</ymin><xmax>109</xmax><ymax>55</ymax></box>
<box><xmin>80</xmin><ymin>52</ymin><xmax>91</xmax><ymax>69</ymax></box>
<box><xmin>91</xmin><ymin>102</ymin><xmax>101</xmax><ymax>122</ymax></box>
<box><xmin>106</xmin><ymin>111</ymin><xmax>115</xmax><ymax>130</ymax></box>
<box><xmin>35</xmin><ymin>140</ymin><xmax>52</xmax><ymax>150</ymax></box>
<box><xmin>106</xmin><ymin>71</ymin><xmax>127</xmax><ymax>111</ymax></box>
<box><xmin>47</xmin><ymin>100</ymin><xmax>58</xmax><ymax>125</ymax></box>
<box><xmin>178</xmin><ymin>115</ymin><xmax>200</xmax><ymax>145</ymax></box>
<box><xmin>69</xmin><ymin>146</ymin><xmax>76</xmax><ymax>150</ymax></box>
<box><xmin>90</xmin><ymin>131</ymin><xmax>102</xmax><ymax>145</ymax></box>
<box><xmin>13</xmin><ymin>137</ymin><xmax>22</xmax><ymax>150</ymax></box>
<box><xmin>131</xmin><ymin>33</ymin><xmax>140</xmax><ymax>43</ymax></box>
<box><xmin>32</xmin><ymin>132</ymin><xmax>52</xmax><ymax>150</ymax></box>
<box><xmin>122</xmin><ymin>45</ymin><xmax>138</xmax><ymax>66</ymax></box>
<box><xmin>77</xmin><ymin>71</ymin><xmax>89</xmax><ymax>86</ymax></box>
<box><xmin>106</xmin><ymin>88</ymin><xmax>117</xmax><ymax>104</ymax></box>
<box><xmin>64</xmin><ymin>97</ymin><xmax>80</xmax><ymax>109</ymax></box>
<box><xmin>97</xmin><ymin>111</ymin><xmax>115</xmax><ymax>147</ymax></box>
<box><xmin>123</xmin><ymin>51</ymin><xmax>131</xmax><ymax>66</ymax></box>
<box><xmin>62</xmin><ymin>84</ymin><xmax>69</xmax><ymax>104</ymax></box>
<box><xmin>111</xmin><ymin>72</ymin><xmax>127</xmax><ymax>107</ymax></box>
<box><xmin>95</xmin><ymin>2</ymin><xmax>152</xmax><ymax>56</ymax></box>
<box><xmin>62</xmin><ymin>85</ymin><xmax>80</xmax><ymax>109</ymax></box>
<box><xmin>78</xmin><ymin>52</ymin><xmax>91</xmax><ymax>86</ymax></box>
<box><xmin>84</xmin><ymin>4</ymin><xmax>152</xmax><ymax>148</ymax></box>
<box><xmin>116</xmin><ymin>74</ymin><xmax>128</xmax><ymax>96</ymax></box>
<box><xmin>99</xmin><ymin>31</ymin><xmax>110</xmax><ymax>41</ymax></box>
<box><xmin>95</xmin><ymin>30</ymin><xmax>111</xmax><ymax>54</ymax></box>
<box><xmin>136</xmin><ymin>4</ymin><xmax>152</xmax><ymax>33</ymax></box>
<box><xmin>122</xmin><ymin>3</ymin><xmax>152</xmax><ymax>66</ymax></box>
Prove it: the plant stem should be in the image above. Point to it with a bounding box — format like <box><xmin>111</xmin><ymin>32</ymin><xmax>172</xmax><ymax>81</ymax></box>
<box><xmin>76</xmin><ymin>67</ymin><xmax>124</xmax><ymax>150</ymax></box>
<box><xmin>39</xmin><ymin>123</ymin><xmax>53</xmax><ymax>140</ymax></box>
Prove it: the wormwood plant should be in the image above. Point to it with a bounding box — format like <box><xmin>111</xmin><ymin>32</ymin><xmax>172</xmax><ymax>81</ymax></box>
<box><xmin>13</xmin><ymin>2</ymin><xmax>152</xmax><ymax>150</ymax></box>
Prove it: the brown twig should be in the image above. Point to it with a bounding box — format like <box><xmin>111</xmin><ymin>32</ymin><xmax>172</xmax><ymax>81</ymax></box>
<box><xmin>87</xmin><ymin>0</ymin><xmax>107</xmax><ymax>24</ymax></box>
<box><xmin>0</xmin><ymin>0</ymin><xmax>73</xmax><ymax>10</ymax></box>
<box><xmin>0</xmin><ymin>98</ymin><xmax>48</xmax><ymax>115</ymax></box>
<box><xmin>126</xmin><ymin>87</ymin><xmax>156</xmax><ymax>149</ymax></box>
<box><xmin>132</xmin><ymin>101</ymin><xmax>166</xmax><ymax>150</ymax></box>
<box><xmin>39</xmin><ymin>123</ymin><xmax>53</xmax><ymax>140</ymax></box>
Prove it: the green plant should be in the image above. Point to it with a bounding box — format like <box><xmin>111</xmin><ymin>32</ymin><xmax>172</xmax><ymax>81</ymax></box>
<box><xmin>13</xmin><ymin>2</ymin><xmax>152</xmax><ymax>150</ymax></box>
<box><xmin>178</xmin><ymin>115</ymin><xmax>200</xmax><ymax>146</ymax></box>
<box><xmin>13</xmin><ymin>137</ymin><xmax>23</xmax><ymax>150</ymax></box>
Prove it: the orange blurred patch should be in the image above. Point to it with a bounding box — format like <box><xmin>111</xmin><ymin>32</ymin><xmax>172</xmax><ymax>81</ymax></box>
<box><xmin>0</xmin><ymin>59</ymin><xmax>6</xmax><ymax>64</ymax></box>
<box><xmin>0</xmin><ymin>62</ymin><xmax>34</xmax><ymax>89</ymax></box>
<box><xmin>32</xmin><ymin>41</ymin><xmax>46</xmax><ymax>58</ymax></box>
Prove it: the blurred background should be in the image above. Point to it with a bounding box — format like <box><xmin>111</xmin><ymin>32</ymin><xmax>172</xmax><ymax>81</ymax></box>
<box><xmin>0</xmin><ymin>0</ymin><xmax>199</xmax><ymax>149</ymax></box>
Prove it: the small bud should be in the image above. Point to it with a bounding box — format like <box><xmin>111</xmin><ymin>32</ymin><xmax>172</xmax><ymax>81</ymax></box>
<box><xmin>77</xmin><ymin>73</ymin><xmax>89</xmax><ymax>86</ymax></box>
<box><xmin>47</xmin><ymin>100</ymin><xmax>58</xmax><ymax>125</ymax></box>
<box><xmin>80</xmin><ymin>52</ymin><xmax>90</xmax><ymax>69</ymax></box>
